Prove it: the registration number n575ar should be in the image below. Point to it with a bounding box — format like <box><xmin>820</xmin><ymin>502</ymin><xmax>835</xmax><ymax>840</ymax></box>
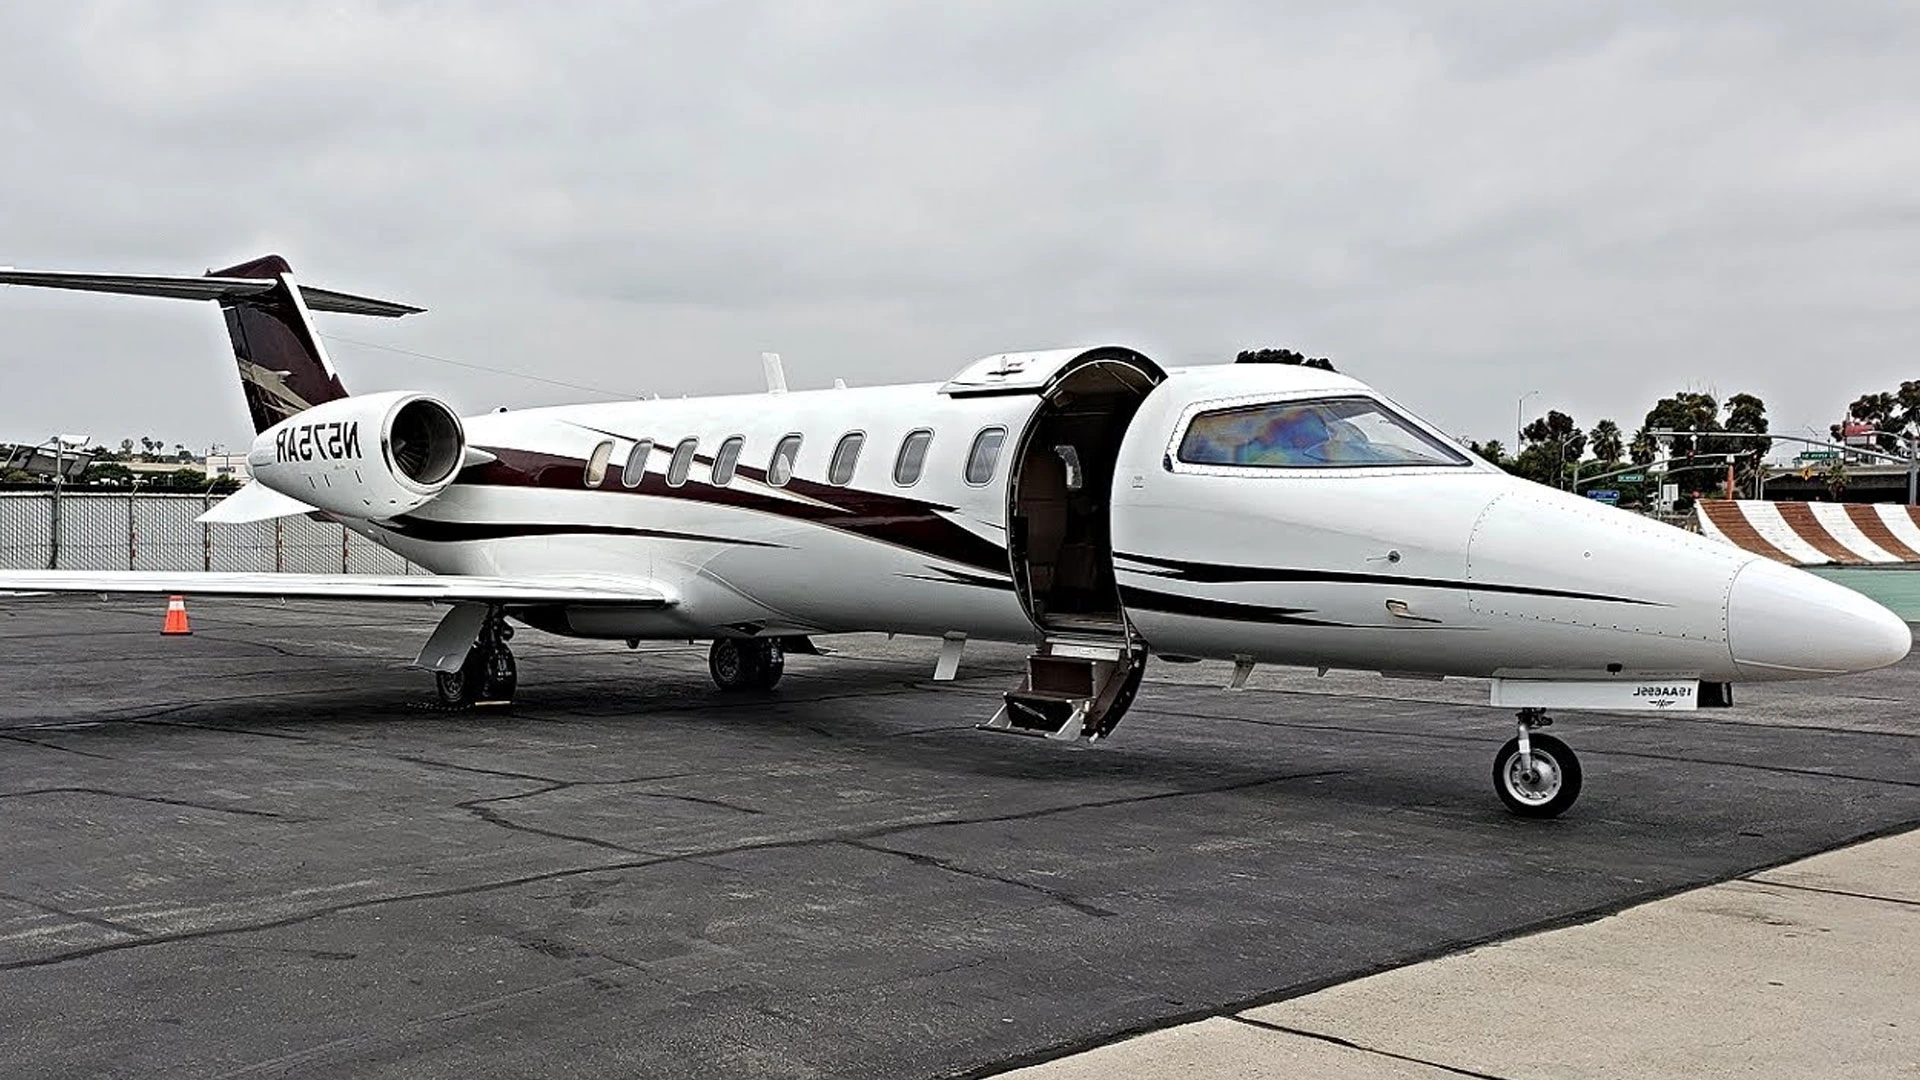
<box><xmin>276</xmin><ymin>420</ymin><xmax>361</xmax><ymax>463</ymax></box>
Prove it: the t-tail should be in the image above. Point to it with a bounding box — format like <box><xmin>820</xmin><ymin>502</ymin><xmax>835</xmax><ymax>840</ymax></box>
<box><xmin>0</xmin><ymin>254</ymin><xmax>421</xmax><ymax>432</ymax></box>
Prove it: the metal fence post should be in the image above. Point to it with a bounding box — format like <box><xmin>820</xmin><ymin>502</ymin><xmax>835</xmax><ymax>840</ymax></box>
<box><xmin>201</xmin><ymin>493</ymin><xmax>212</xmax><ymax>571</ymax></box>
<box><xmin>46</xmin><ymin>487</ymin><xmax>60</xmax><ymax>569</ymax></box>
<box><xmin>275</xmin><ymin>517</ymin><xmax>284</xmax><ymax>573</ymax></box>
<box><xmin>341</xmin><ymin>525</ymin><xmax>350</xmax><ymax>573</ymax></box>
<box><xmin>127</xmin><ymin>490</ymin><xmax>137</xmax><ymax>569</ymax></box>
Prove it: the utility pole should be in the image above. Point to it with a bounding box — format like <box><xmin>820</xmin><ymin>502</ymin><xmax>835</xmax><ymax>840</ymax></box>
<box><xmin>1516</xmin><ymin>389</ymin><xmax>1540</xmax><ymax>453</ymax></box>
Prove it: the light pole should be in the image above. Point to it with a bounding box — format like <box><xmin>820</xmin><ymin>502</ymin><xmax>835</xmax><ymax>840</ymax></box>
<box><xmin>1516</xmin><ymin>389</ymin><xmax>1541</xmax><ymax>452</ymax></box>
<box><xmin>41</xmin><ymin>433</ymin><xmax>90</xmax><ymax>570</ymax></box>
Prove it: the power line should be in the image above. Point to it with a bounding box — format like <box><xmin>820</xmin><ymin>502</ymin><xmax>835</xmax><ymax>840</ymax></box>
<box><xmin>317</xmin><ymin>332</ymin><xmax>638</xmax><ymax>400</ymax></box>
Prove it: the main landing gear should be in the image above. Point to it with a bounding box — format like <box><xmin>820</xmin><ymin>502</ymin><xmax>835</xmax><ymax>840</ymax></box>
<box><xmin>1493</xmin><ymin>708</ymin><xmax>1583</xmax><ymax>818</ymax></box>
<box><xmin>435</xmin><ymin>612</ymin><xmax>518</xmax><ymax>709</ymax></box>
<box><xmin>709</xmin><ymin>638</ymin><xmax>784</xmax><ymax>692</ymax></box>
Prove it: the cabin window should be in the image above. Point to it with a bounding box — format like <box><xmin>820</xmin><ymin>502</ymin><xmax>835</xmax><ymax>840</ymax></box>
<box><xmin>1178</xmin><ymin>396</ymin><xmax>1469</xmax><ymax>469</ymax></box>
<box><xmin>584</xmin><ymin>440</ymin><xmax>614</xmax><ymax>487</ymax></box>
<box><xmin>712</xmin><ymin>436</ymin><xmax>744</xmax><ymax>486</ymax></box>
<box><xmin>965</xmin><ymin>426</ymin><xmax>1006</xmax><ymax>486</ymax></box>
<box><xmin>893</xmin><ymin>429</ymin><xmax>933</xmax><ymax>486</ymax></box>
<box><xmin>768</xmin><ymin>434</ymin><xmax>803</xmax><ymax>487</ymax></box>
<box><xmin>620</xmin><ymin>439</ymin><xmax>652</xmax><ymax>488</ymax></box>
<box><xmin>828</xmin><ymin>432</ymin><xmax>865</xmax><ymax>486</ymax></box>
<box><xmin>667</xmin><ymin>437</ymin><xmax>699</xmax><ymax>487</ymax></box>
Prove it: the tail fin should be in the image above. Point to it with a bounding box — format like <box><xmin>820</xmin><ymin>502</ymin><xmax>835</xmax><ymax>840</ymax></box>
<box><xmin>0</xmin><ymin>254</ymin><xmax>422</xmax><ymax>434</ymax></box>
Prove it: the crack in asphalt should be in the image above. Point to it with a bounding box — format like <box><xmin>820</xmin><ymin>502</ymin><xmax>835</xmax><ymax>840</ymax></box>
<box><xmin>0</xmin><ymin>786</ymin><xmax>289</xmax><ymax>819</ymax></box>
<box><xmin>0</xmin><ymin>732</ymin><xmax>113</xmax><ymax>759</ymax></box>
<box><xmin>0</xmin><ymin>767</ymin><xmax>1342</xmax><ymax>973</ymax></box>
<box><xmin>842</xmin><ymin>839</ymin><xmax>1118</xmax><ymax>918</ymax></box>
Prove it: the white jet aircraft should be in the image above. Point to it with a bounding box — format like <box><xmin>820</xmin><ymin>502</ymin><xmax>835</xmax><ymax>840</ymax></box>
<box><xmin>1</xmin><ymin>256</ymin><xmax>1909</xmax><ymax>817</ymax></box>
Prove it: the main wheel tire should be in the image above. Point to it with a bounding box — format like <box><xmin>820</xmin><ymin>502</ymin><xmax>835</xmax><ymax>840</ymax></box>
<box><xmin>751</xmin><ymin>639</ymin><xmax>785</xmax><ymax>690</ymax></box>
<box><xmin>480</xmin><ymin>645</ymin><xmax>517</xmax><ymax>702</ymax></box>
<box><xmin>710</xmin><ymin>639</ymin><xmax>753</xmax><ymax>691</ymax></box>
<box><xmin>1493</xmin><ymin>733</ymin><xmax>1583</xmax><ymax>818</ymax></box>
<box><xmin>436</xmin><ymin>648</ymin><xmax>486</xmax><ymax>709</ymax></box>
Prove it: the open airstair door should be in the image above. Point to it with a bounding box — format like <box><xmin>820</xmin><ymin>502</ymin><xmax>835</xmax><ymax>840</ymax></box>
<box><xmin>988</xmin><ymin>346</ymin><xmax>1162</xmax><ymax>742</ymax></box>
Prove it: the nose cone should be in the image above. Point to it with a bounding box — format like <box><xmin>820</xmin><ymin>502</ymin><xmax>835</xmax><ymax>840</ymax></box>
<box><xmin>1727</xmin><ymin>560</ymin><xmax>1912</xmax><ymax>678</ymax></box>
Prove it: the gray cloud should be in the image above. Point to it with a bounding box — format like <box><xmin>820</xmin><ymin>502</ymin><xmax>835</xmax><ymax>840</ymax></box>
<box><xmin>2</xmin><ymin>1</ymin><xmax>1916</xmax><ymax>453</ymax></box>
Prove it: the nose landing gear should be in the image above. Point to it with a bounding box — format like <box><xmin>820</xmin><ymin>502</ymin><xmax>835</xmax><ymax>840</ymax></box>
<box><xmin>1493</xmin><ymin>708</ymin><xmax>1582</xmax><ymax>818</ymax></box>
<box><xmin>709</xmin><ymin>638</ymin><xmax>785</xmax><ymax>692</ymax></box>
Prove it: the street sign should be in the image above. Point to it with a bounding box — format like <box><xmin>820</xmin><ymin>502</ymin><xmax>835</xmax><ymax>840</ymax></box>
<box><xmin>1617</xmin><ymin>473</ymin><xmax>1645</xmax><ymax>482</ymax></box>
<box><xmin>1798</xmin><ymin>450</ymin><xmax>1839</xmax><ymax>462</ymax></box>
<box><xmin>1586</xmin><ymin>489</ymin><xmax>1621</xmax><ymax>503</ymax></box>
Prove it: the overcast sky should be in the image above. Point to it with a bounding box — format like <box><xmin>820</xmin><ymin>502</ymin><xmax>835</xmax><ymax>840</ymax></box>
<box><xmin>1</xmin><ymin>1</ymin><xmax>1916</xmax><ymax>456</ymax></box>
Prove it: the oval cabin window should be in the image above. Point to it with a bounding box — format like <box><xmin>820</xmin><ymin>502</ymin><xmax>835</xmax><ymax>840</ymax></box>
<box><xmin>894</xmin><ymin>429</ymin><xmax>932</xmax><ymax>486</ymax></box>
<box><xmin>768</xmin><ymin>434</ymin><xmax>802</xmax><ymax>487</ymax></box>
<box><xmin>666</xmin><ymin>437</ymin><xmax>698</xmax><ymax>488</ymax></box>
<box><xmin>965</xmin><ymin>426</ymin><xmax>1006</xmax><ymax>486</ymax></box>
<box><xmin>712</xmin><ymin>436</ymin><xmax>744</xmax><ymax>487</ymax></box>
<box><xmin>828</xmin><ymin>432</ymin><xmax>865</xmax><ymax>487</ymax></box>
<box><xmin>584</xmin><ymin>440</ymin><xmax>614</xmax><ymax>487</ymax></box>
<box><xmin>620</xmin><ymin>439</ymin><xmax>652</xmax><ymax>488</ymax></box>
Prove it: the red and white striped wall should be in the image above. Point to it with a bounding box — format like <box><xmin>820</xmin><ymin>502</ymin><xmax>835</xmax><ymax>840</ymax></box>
<box><xmin>1695</xmin><ymin>500</ymin><xmax>1920</xmax><ymax>565</ymax></box>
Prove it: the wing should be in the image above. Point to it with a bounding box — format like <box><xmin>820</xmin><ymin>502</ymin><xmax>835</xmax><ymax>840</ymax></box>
<box><xmin>0</xmin><ymin>571</ymin><xmax>673</xmax><ymax>606</ymax></box>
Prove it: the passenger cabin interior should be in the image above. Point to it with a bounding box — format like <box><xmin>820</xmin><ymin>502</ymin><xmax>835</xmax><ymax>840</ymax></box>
<box><xmin>1007</xmin><ymin>356</ymin><xmax>1160</xmax><ymax>635</ymax></box>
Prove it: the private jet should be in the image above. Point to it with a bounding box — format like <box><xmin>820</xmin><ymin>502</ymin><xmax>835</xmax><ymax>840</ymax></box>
<box><xmin>0</xmin><ymin>256</ymin><xmax>1909</xmax><ymax>817</ymax></box>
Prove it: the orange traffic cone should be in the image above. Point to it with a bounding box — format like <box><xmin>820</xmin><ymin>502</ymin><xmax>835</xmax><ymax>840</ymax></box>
<box><xmin>161</xmin><ymin>595</ymin><xmax>192</xmax><ymax>636</ymax></box>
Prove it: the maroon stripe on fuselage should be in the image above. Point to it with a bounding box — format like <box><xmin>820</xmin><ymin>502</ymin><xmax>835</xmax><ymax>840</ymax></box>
<box><xmin>455</xmin><ymin>446</ymin><xmax>1010</xmax><ymax>575</ymax></box>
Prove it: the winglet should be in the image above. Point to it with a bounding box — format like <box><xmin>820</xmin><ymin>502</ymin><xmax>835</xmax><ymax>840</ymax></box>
<box><xmin>762</xmin><ymin>352</ymin><xmax>787</xmax><ymax>394</ymax></box>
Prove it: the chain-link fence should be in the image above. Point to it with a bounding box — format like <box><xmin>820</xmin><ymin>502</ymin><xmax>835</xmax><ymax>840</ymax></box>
<box><xmin>0</xmin><ymin>491</ymin><xmax>420</xmax><ymax>574</ymax></box>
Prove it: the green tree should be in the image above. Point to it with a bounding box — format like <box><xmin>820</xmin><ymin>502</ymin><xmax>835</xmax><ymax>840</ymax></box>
<box><xmin>1468</xmin><ymin>438</ymin><xmax>1509</xmax><ymax>466</ymax></box>
<box><xmin>80</xmin><ymin>462</ymin><xmax>135</xmax><ymax>487</ymax></box>
<box><xmin>1833</xmin><ymin>392</ymin><xmax>1901</xmax><ymax>453</ymax></box>
<box><xmin>1589</xmin><ymin>419</ymin><xmax>1623</xmax><ymax>464</ymax></box>
<box><xmin>1628</xmin><ymin>426</ymin><xmax>1657</xmax><ymax>466</ymax></box>
<box><xmin>1235</xmin><ymin>347</ymin><xmax>1335</xmax><ymax>371</ymax></box>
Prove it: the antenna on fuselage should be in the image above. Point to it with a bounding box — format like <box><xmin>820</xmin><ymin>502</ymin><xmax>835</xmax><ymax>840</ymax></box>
<box><xmin>762</xmin><ymin>352</ymin><xmax>788</xmax><ymax>395</ymax></box>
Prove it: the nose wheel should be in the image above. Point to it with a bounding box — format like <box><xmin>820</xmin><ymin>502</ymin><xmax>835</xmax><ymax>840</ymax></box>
<box><xmin>709</xmin><ymin>638</ymin><xmax>785</xmax><ymax>692</ymax></box>
<box><xmin>1493</xmin><ymin>709</ymin><xmax>1582</xmax><ymax>818</ymax></box>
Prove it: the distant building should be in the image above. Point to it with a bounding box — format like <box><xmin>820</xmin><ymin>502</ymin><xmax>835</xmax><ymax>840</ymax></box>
<box><xmin>203</xmin><ymin>453</ymin><xmax>252</xmax><ymax>482</ymax></box>
<box><xmin>0</xmin><ymin>443</ymin><xmax>93</xmax><ymax>480</ymax></box>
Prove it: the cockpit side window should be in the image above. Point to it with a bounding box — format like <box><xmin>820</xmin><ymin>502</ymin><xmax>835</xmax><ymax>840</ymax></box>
<box><xmin>1178</xmin><ymin>396</ymin><xmax>1468</xmax><ymax>469</ymax></box>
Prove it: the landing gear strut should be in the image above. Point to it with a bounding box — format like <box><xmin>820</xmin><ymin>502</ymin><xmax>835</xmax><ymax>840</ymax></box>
<box><xmin>1492</xmin><ymin>708</ymin><xmax>1582</xmax><ymax>818</ymax></box>
<box><xmin>435</xmin><ymin>611</ymin><xmax>517</xmax><ymax>709</ymax></box>
<box><xmin>709</xmin><ymin>638</ymin><xmax>784</xmax><ymax>692</ymax></box>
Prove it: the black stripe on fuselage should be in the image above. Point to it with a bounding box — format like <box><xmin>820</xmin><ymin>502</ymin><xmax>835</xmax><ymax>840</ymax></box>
<box><xmin>452</xmin><ymin>444</ymin><xmax>1011</xmax><ymax>575</ymax></box>
<box><xmin>1113</xmin><ymin>552</ymin><xmax>1662</xmax><ymax>606</ymax></box>
<box><xmin>382</xmin><ymin>517</ymin><xmax>789</xmax><ymax>548</ymax></box>
<box><xmin>1116</xmin><ymin>584</ymin><xmax>1349</xmax><ymax>627</ymax></box>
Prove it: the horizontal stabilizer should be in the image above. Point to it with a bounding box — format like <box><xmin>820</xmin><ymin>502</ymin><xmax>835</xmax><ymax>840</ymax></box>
<box><xmin>0</xmin><ymin>267</ymin><xmax>422</xmax><ymax>317</ymax></box>
<box><xmin>196</xmin><ymin>482</ymin><xmax>318</xmax><ymax>525</ymax></box>
<box><xmin>0</xmin><ymin>571</ymin><xmax>675</xmax><ymax>607</ymax></box>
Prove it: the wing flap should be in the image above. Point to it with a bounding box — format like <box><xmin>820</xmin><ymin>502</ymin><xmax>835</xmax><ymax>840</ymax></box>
<box><xmin>0</xmin><ymin>571</ymin><xmax>673</xmax><ymax>606</ymax></box>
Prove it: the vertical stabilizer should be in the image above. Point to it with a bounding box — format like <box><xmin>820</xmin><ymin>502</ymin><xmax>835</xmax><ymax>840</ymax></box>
<box><xmin>210</xmin><ymin>255</ymin><xmax>351</xmax><ymax>433</ymax></box>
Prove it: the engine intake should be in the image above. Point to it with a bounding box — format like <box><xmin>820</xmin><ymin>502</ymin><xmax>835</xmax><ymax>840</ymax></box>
<box><xmin>389</xmin><ymin>397</ymin><xmax>463</xmax><ymax>487</ymax></box>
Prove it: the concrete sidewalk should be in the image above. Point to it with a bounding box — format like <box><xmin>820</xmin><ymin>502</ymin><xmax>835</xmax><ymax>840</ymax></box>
<box><xmin>998</xmin><ymin>828</ymin><xmax>1920</xmax><ymax>1079</ymax></box>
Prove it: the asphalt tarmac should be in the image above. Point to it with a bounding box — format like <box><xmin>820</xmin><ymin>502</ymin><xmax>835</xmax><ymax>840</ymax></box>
<box><xmin>1</xmin><ymin>597</ymin><xmax>1916</xmax><ymax>1079</ymax></box>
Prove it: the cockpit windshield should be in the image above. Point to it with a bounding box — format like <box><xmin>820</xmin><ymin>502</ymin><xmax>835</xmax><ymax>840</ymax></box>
<box><xmin>1178</xmin><ymin>395</ymin><xmax>1469</xmax><ymax>469</ymax></box>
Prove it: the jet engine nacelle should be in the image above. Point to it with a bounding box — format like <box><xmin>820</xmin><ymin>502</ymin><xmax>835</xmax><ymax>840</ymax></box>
<box><xmin>247</xmin><ymin>390</ymin><xmax>466</xmax><ymax>519</ymax></box>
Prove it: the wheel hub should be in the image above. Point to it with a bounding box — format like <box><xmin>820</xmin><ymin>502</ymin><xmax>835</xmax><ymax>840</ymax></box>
<box><xmin>1506</xmin><ymin>752</ymin><xmax>1561</xmax><ymax>804</ymax></box>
